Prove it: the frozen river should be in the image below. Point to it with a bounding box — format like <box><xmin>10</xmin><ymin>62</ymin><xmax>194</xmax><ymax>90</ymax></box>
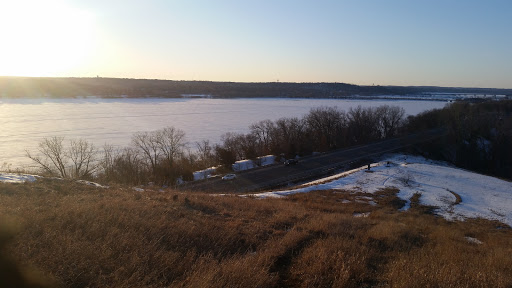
<box><xmin>0</xmin><ymin>97</ymin><xmax>447</xmax><ymax>168</ymax></box>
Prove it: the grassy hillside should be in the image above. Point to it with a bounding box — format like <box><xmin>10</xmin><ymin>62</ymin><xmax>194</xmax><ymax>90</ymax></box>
<box><xmin>1</xmin><ymin>179</ymin><xmax>511</xmax><ymax>287</ymax></box>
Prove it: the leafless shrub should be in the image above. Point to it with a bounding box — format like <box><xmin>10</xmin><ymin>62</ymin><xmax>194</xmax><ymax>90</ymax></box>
<box><xmin>26</xmin><ymin>136</ymin><xmax>97</xmax><ymax>179</ymax></box>
<box><xmin>111</xmin><ymin>147</ymin><xmax>145</xmax><ymax>185</ymax></box>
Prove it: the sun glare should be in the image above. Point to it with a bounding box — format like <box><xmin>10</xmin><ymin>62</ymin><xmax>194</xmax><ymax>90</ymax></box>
<box><xmin>0</xmin><ymin>0</ymin><xmax>95</xmax><ymax>77</ymax></box>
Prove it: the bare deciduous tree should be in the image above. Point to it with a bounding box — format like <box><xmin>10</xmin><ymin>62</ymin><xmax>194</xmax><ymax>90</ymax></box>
<box><xmin>26</xmin><ymin>137</ymin><xmax>97</xmax><ymax>179</ymax></box>
<box><xmin>100</xmin><ymin>143</ymin><xmax>117</xmax><ymax>180</ymax></box>
<box><xmin>196</xmin><ymin>140</ymin><xmax>215</xmax><ymax>168</ymax></box>
<box><xmin>154</xmin><ymin>127</ymin><xmax>186</xmax><ymax>167</ymax></box>
<box><xmin>347</xmin><ymin>106</ymin><xmax>380</xmax><ymax>144</ymax></box>
<box><xmin>219</xmin><ymin>132</ymin><xmax>245</xmax><ymax>161</ymax></box>
<box><xmin>68</xmin><ymin>138</ymin><xmax>98</xmax><ymax>178</ymax></box>
<box><xmin>113</xmin><ymin>147</ymin><xmax>144</xmax><ymax>184</ymax></box>
<box><xmin>274</xmin><ymin>117</ymin><xmax>306</xmax><ymax>156</ymax></box>
<box><xmin>306</xmin><ymin>107</ymin><xmax>347</xmax><ymax>150</ymax></box>
<box><xmin>132</xmin><ymin>131</ymin><xmax>160</xmax><ymax>172</ymax></box>
<box><xmin>132</xmin><ymin>127</ymin><xmax>186</xmax><ymax>172</ymax></box>
<box><xmin>376</xmin><ymin>105</ymin><xmax>405</xmax><ymax>138</ymax></box>
<box><xmin>26</xmin><ymin>136</ymin><xmax>67</xmax><ymax>178</ymax></box>
<box><xmin>250</xmin><ymin>119</ymin><xmax>275</xmax><ymax>155</ymax></box>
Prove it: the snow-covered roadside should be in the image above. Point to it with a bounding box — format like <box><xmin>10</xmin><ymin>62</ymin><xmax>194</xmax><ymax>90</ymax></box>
<box><xmin>251</xmin><ymin>154</ymin><xmax>512</xmax><ymax>227</ymax></box>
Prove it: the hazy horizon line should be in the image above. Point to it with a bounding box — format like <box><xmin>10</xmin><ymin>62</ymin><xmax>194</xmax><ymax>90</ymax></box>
<box><xmin>1</xmin><ymin>75</ymin><xmax>511</xmax><ymax>90</ymax></box>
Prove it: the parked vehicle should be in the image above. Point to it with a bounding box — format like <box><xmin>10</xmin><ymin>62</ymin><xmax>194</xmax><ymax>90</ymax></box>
<box><xmin>284</xmin><ymin>159</ymin><xmax>299</xmax><ymax>166</ymax></box>
<box><xmin>222</xmin><ymin>174</ymin><xmax>236</xmax><ymax>180</ymax></box>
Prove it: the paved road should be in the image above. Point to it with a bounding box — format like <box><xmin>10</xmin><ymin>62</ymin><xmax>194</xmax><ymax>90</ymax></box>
<box><xmin>180</xmin><ymin>128</ymin><xmax>446</xmax><ymax>193</ymax></box>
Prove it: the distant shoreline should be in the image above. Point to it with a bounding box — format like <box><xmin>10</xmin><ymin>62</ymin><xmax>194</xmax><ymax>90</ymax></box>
<box><xmin>1</xmin><ymin>94</ymin><xmax>509</xmax><ymax>103</ymax></box>
<box><xmin>1</xmin><ymin>76</ymin><xmax>511</xmax><ymax>100</ymax></box>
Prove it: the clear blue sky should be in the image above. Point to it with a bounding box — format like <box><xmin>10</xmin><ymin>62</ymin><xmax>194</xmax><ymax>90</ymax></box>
<box><xmin>1</xmin><ymin>0</ymin><xmax>511</xmax><ymax>88</ymax></box>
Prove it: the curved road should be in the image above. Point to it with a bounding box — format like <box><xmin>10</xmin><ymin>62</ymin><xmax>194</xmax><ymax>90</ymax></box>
<box><xmin>180</xmin><ymin>128</ymin><xmax>446</xmax><ymax>193</ymax></box>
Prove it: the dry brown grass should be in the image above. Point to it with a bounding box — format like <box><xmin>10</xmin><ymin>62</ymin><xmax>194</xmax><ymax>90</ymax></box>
<box><xmin>0</xmin><ymin>180</ymin><xmax>511</xmax><ymax>287</ymax></box>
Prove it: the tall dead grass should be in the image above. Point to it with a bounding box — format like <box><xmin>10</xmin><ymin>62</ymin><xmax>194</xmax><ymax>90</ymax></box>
<box><xmin>1</xmin><ymin>180</ymin><xmax>511</xmax><ymax>287</ymax></box>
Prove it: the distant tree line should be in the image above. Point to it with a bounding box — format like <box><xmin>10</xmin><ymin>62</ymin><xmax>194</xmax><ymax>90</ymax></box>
<box><xmin>2</xmin><ymin>76</ymin><xmax>511</xmax><ymax>99</ymax></box>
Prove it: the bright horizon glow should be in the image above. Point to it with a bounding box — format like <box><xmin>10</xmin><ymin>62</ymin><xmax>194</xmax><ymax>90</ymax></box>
<box><xmin>0</xmin><ymin>0</ymin><xmax>95</xmax><ymax>77</ymax></box>
<box><xmin>1</xmin><ymin>0</ymin><xmax>511</xmax><ymax>89</ymax></box>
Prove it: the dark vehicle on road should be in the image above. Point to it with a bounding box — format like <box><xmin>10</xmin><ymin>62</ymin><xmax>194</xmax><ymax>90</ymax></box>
<box><xmin>284</xmin><ymin>159</ymin><xmax>299</xmax><ymax>166</ymax></box>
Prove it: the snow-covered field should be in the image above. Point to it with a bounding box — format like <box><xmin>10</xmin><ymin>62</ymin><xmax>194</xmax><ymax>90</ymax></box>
<box><xmin>0</xmin><ymin>98</ymin><xmax>445</xmax><ymax>167</ymax></box>
<box><xmin>253</xmin><ymin>154</ymin><xmax>512</xmax><ymax>227</ymax></box>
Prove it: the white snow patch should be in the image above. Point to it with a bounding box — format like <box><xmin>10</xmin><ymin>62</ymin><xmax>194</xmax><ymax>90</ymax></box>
<box><xmin>465</xmin><ymin>236</ymin><xmax>483</xmax><ymax>245</ymax></box>
<box><xmin>252</xmin><ymin>154</ymin><xmax>512</xmax><ymax>227</ymax></box>
<box><xmin>0</xmin><ymin>173</ymin><xmax>109</xmax><ymax>188</ymax></box>
<box><xmin>0</xmin><ymin>173</ymin><xmax>39</xmax><ymax>183</ymax></box>
<box><xmin>76</xmin><ymin>180</ymin><xmax>109</xmax><ymax>189</ymax></box>
<box><xmin>133</xmin><ymin>187</ymin><xmax>144</xmax><ymax>192</ymax></box>
<box><xmin>300</xmin><ymin>165</ymin><xmax>370</xmax><ymax>186</ymax></box>
<box><xmin>356</xmin><ymin>196</ymin><xmax>374</xmax><ymax>201</ymax></box>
